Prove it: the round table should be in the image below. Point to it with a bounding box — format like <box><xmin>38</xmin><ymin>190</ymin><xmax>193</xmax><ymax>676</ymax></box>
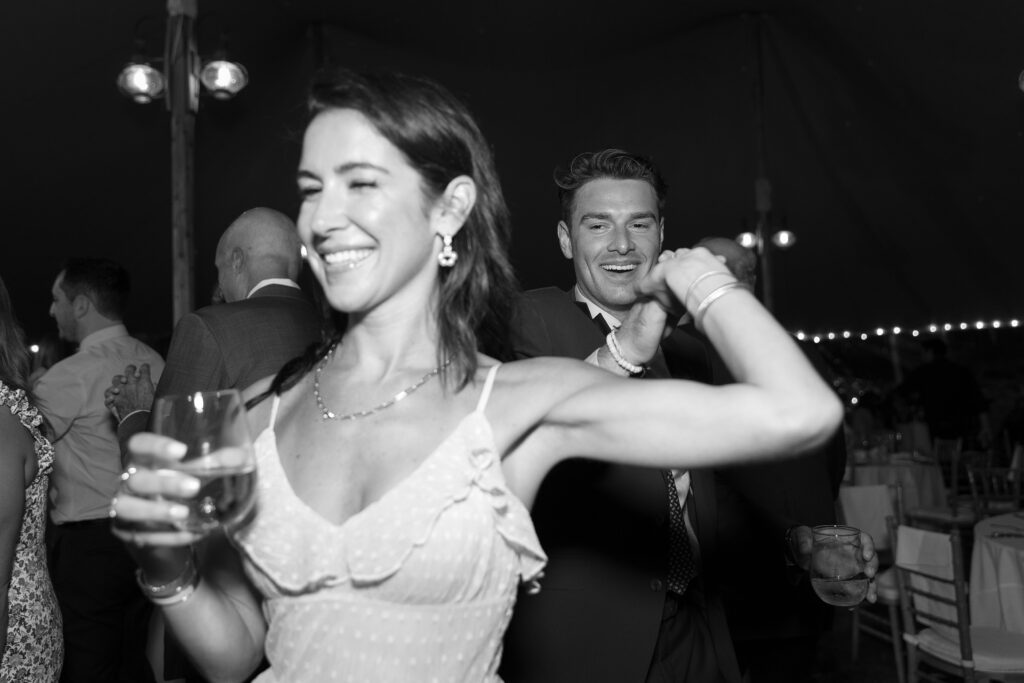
<box><xmin>851</xmin><ymin>455</ymin><xmax>947</xmax><ymax>511</ymax></box>
<box><xmin>970</xmin><ymin>512</ymin><xmax>1024</xmax><ymax>634</ymax></box>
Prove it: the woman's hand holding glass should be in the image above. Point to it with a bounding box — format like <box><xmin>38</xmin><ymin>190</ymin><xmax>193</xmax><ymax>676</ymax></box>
<box><xmin>110</xmin><ymin>390</ymin><xmax>257</xmax><ymax>548</ymax></box>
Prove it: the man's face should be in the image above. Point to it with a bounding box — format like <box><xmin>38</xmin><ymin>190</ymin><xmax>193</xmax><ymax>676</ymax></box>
<box><xmin>558</xmin><ymin>178</ymin><xmax>664</xmax><ymax>317</ymax></box>
<box><xmin>48</xmin><ymin>272</ymin><xmax>77</xmax><ymax>342</ymax></box>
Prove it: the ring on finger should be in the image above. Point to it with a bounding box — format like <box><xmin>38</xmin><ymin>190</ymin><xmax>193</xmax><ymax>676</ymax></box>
<box><xmin>109</xmin><ymin>496</ymin><xmax>119</xmax><ymax>519</ymax></box>
<box><xmin>119</xmin><ymin>466</ymin><xmax>138</xmax><ymax>484</ymax></box>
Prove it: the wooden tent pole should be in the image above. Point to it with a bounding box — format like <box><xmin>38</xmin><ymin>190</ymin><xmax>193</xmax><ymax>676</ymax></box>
<box><xmin>166</xmin><ymin>0</ymin><xmax>197</xmax><ymax>326</ymax></box>
<box><xmin>751</xmin><ymin>13</ymin><xmax>774</xmax><ymax>313</ymax></box>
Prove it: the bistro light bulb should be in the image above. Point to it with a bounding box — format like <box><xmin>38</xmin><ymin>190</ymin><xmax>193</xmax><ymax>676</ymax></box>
<box><xmin>736</xmin><ymin>232</ymin><xmax>757</xmax><ymax>249</ymax></box>
<box><xmin>200</xmin><ymin>59</ymin><xmax>248</xmax><ymax>99</ymax></box>
<box><xmin>117</xmin><ymin>62</ymin><xmax>165</xmax><ymax>104</ymax></box>
<box><xmin>771</xmin><ymin>230</ymin><xmax>796</xmax><ymax>248</ymax></box>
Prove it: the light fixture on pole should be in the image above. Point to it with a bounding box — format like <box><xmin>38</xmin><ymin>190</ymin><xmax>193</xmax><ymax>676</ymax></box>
<box><xmin>116</xmin><ymin>22</ymin><xmax>166</xmax><ymax>104</ymax></box>
<box><xmin>117</xmin><ymin>14</ymin><xmax>248</xmax><ymax>106</ymax></box>
<box><xmin>741</xmin><ymin>14</ymin><xmax>798</xmax><ymax>312</ymax></box>
<box><xmin>115</xmin><ymin>3</ymin><xmax>249</xmax><ymax>326</ymax></box>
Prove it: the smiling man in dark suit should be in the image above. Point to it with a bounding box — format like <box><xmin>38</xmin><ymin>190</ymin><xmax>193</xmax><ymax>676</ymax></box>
<box><xmin>501</xmin><ymin>149</ymin><xmax>742</xmax><ymax>683</ymax></box>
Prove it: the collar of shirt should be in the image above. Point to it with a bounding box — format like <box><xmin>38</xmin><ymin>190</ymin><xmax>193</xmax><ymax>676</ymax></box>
<box><xmin>573</xmin><ymin>285</ymin><xmax>622</xmax><ymax>331</ymax></box>
<box><xmin>78</xmin><ymin>323</ymin><xmax>129</xmax><ymax>351</ymax></box>
<box><xmin>246</xmin><ymin>278</ymin><xmax>300</xmax><ymax>299</ymax></box>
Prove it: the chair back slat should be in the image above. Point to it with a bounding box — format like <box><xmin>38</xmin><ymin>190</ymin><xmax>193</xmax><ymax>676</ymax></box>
<box><xmin>967</xmin><ymin>464</ymin><xmax>1023</xmax><ymax>516</ymax></box>
<box><xmin>888</xmin><ymin>519</ymin><xmax>975</xmax><ymax>676</ymax></box>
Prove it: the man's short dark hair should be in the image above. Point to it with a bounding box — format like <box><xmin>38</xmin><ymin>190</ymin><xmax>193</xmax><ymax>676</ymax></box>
<box><xmin>554</xmin><ymin>148</ymin><xmax>668</xmax><ymax>224</ymax></box>
<box><xmin>59</xmin><ymin>258</ymin><xmax>130</xmax><ymax>319</ymax></box>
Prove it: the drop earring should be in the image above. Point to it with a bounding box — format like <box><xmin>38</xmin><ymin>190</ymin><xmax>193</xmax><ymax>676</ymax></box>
<box><xmin>438</xmin><ymin>233</ymin><xmax>458</xmax><ymax>267</ymax></box>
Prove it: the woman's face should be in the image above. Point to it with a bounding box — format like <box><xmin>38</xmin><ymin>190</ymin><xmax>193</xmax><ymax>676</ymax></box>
<box><xmin>296</xmin><ymin>108</ymin><xmax>442</xmax><ymax>316</ymax></box>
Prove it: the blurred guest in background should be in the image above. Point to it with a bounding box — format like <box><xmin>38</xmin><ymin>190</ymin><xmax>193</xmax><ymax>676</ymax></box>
<box><xmin>898</xmin><ymin>337</ymin><xmax>991</xmax><ymax>449</ymax></box>
<box><xmin>35</xmin><ymin>258</ymin><xmax>163</xmax><ymax>682</ymax></box>
<box><xmin>108</xmin><ymin>207</ymin><xmax>321</xmax><ymax>451</ymax></box>
<box><xmin>0</xmin><ymin>275</ymin><xmax>62</xmax><ymax>681</ymax></box>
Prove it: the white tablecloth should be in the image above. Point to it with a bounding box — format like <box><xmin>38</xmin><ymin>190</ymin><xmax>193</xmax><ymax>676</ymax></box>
<box><xmin>851</xmin><ymin>456</ymin><xmax>947</xmax><ymax>511</ymax></box>
<box><xmin>970</xmin><ymin>512</ymin><xmax>1024</xmax><ymax>634</ymax></box>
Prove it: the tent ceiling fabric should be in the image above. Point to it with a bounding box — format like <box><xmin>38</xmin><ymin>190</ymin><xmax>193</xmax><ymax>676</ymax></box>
<box><xmin>2</xmin><ymin>0</ymin><xmax>1022</xmax><ymax>340</ymax></box>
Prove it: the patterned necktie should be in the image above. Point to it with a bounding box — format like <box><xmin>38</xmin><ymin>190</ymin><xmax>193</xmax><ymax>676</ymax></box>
<box><xmin>663</xmin><ymin>470</ymin><xmax>697</xmax><ymax>595</ymax></box>
<box><xmin>576</xmin><ymin>299</ymin><xmax>696</xmax><ymax>594</ymax></box>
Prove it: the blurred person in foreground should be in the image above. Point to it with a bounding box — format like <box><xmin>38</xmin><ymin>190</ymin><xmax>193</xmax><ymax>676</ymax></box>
<box><xmin>35</xmin><ymin>258</ymin><xmax>163</xmax><ymax>682</ymax></box>
<box><xmin>0</xmin><ymin>274</ymin><xmax>63</xmax><ymax>681</ymax></box>
<box><xmin>108</xmin><ymin>68</ymin><xmax>843</xmax><ymax>683</ymax></box>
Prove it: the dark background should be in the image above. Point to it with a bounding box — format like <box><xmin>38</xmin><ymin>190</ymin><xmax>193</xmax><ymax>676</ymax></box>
<box><xmin>3</xmin><ymin>0</ymin><xmax>1022</xmax><ymax>386</ymax></box>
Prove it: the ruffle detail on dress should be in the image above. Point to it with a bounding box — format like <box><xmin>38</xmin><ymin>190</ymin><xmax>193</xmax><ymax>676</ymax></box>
<box><xmin>1</xmin><ymin>382</ymin><xmax>55</xmax><ymax>476</ymax></box>
<box><xmin>233</xmin><ymin>412</ymin><xmax>546</xmax><ymax>596</ymax></box>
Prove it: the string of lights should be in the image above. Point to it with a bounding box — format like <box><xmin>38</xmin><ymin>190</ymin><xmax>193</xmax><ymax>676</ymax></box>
<box><xmin>794</xmin><ymin>318</ymin><xmax>1021</xmax><ymax>344</ymax></box>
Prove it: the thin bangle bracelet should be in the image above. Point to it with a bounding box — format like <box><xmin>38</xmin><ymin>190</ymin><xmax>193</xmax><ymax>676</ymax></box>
<box><xmin>694</xmin><ymin>282</ymin><xmax>744</xmax><ymax>332</ymax></box>
<box><xmin>684</xmin><ymin>271</ymin><xmax>734</xmax><ymax>310</ymax></box>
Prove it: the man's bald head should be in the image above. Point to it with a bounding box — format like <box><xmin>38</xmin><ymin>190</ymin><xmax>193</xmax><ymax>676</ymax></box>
<box><xmin>215</xmin><ymin>208</ymin><xmax>303</xmax><ymax>303</ymax></box>
<box><xmin>696</xmin><ymin>237</ymin><xmax>757</xmax><ymax>289</ymax></box>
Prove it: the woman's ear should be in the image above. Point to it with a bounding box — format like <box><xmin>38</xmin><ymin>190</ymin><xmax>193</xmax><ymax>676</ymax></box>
<box><xmin>433</xmin><ymin>175</ymin><xmax>477</xmax><ymax>238</ymax></box>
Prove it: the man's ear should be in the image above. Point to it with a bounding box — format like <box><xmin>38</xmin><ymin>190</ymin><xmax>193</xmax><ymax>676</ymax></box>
<box><xmin>230</xmin><ymin>247</ymin><xmax>245</xmax><ymax>273</ymax></box>
<box><xmin>557</xmin><ymin>221</ymin><xmax>574</xmax><ymax>260</ymax></box>
<box><xmin>71</xmin><ymin>294</ymin><xmax>91</xmax><ymax>319</ymax></box>
<box><xmin>658</xmin><ymin>217</ymin><xmax>665</xmax><ymax>249</ymax></box>
<box><xmin>433</xmin><ymin>175</ymin><xmax>476</xmax><ymax>238</ymax></box>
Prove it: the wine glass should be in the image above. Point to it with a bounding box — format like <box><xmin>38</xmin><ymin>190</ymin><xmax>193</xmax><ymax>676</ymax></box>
<box><xmin>114</xmin><ymin>389</ymin><xmax>257</xmax><ymax>537</ymax></box>
<box><xmin>809</xmin><ymin>524</ymin><xmax>869</xmax><ymax>608</ymax></box>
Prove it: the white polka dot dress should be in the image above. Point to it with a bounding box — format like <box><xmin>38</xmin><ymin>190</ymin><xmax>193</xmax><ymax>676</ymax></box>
<box><xmin>232</xmin><ymin>364</ymin><xmax>546</xmax><ymax>682</ymax></box>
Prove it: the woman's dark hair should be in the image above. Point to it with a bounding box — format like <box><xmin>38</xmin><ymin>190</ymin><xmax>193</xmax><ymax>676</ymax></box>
<box><xmin>0</xmin><ymin>275</ymin><xmax>37</xmax><ymax>399</ymax></box>
<box><xmin>255</xmin><ymin>67</ymin><xmax>519</xmax><ymax>406</ymax></box>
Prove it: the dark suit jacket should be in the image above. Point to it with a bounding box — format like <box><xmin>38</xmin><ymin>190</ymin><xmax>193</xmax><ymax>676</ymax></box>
<box><xmin>708</xmin><ymin>340</ymin><xmax>846</xmax><ymax>645</ymax></box>
<box><xmin>118</xmin><ymin>284</ymin><xmax>322</xmax><ymax>443</ymax></box>
<box><xmin>500</xmin><ymin>287</ymin><xmax>741</xmax><ymax>683</ymax></box>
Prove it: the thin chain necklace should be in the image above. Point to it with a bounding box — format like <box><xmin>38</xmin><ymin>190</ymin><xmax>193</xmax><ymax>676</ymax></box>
<box><xmin>312</xmin><ymin>342</ymin><xmax>449</xmax><ymax>421</ymax></box>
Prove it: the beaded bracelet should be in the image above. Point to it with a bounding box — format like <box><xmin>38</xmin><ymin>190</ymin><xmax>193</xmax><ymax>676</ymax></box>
<box><xmin>136</xmin><ymin>547</ymin><xmax>200</xmax><ymax>606</ymax></box>
<box><xmin>605</xmin><ymin>330</ymin><xmax>645</xmax><ymax>376</ymax></box>
<box><xmin>694</xmin><ymin>282</ymin><xmax>745</xmax><ymax>332</ymax></box>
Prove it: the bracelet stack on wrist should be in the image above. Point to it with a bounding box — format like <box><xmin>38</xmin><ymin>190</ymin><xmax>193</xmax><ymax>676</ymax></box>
<box><xmin>683</xmin><ymin>270</ymin><xmax>743</xmax><ymax>333</ymax></box>
<box><xmin>605</xmin><ymin>330</ymin><xmax>645</xmax><ymax>376</ymax></box>
<box><xmin>136</xmin><ymin>547</ymin><xmax>200</xmax><ymax>606</ymax></box>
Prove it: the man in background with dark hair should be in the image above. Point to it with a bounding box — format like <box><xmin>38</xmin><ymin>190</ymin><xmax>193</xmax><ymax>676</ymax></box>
<box><xmin>36</xmin><ymin>257</ymin><xmax>164</xmax><ymax>682</ymax></box>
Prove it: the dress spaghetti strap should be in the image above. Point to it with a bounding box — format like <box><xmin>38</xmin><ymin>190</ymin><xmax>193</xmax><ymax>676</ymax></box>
<box><xmin>268</xmin><ymin>394</ymin><xmax>282</xmax><ymax>430</ymax></box>
<box><xmin>474</xmin><ymin>363</ymin><xmax>501</xmax><ymax>414</ymax></box>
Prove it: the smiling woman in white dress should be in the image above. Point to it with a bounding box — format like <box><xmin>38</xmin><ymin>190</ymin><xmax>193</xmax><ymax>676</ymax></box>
<box><xmin>109</xmin><ymin>68</ymin><xmax>843</xmax><ymax>683</ymax></box>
